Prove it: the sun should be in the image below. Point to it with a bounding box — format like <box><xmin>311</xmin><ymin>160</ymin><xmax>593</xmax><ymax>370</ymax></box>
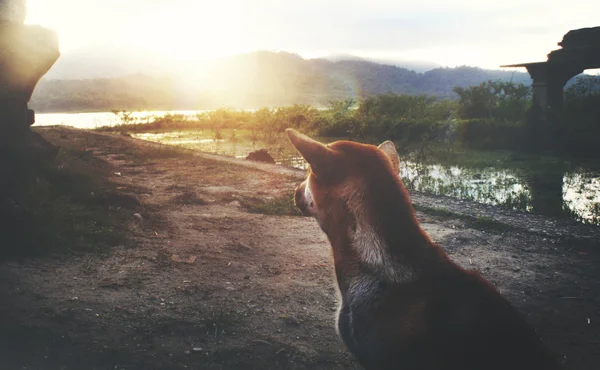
<box><xmin>26</xmin><ymin>0</ymin><xmax>247</xmax><ymax>61</ymax></box>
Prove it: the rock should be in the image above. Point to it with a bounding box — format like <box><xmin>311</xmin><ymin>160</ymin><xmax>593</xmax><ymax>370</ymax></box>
<box><xmin>227</xmin><ymin>200</ymin><xmax>241</xmax><ymax>208</ymax></box>
<box><xmin>171</xmin><ymin>191</ymin><xmax>207</xmax><ymax>205</ymax></box>
<box><xmin>171</xmin><ymin>255</ymin><xmax>197</xmax><ymax>264</ymax></box>
<box><xmin>282</xmin><ymin>315</ymin><xmax>301</xmax><ymax>327</ymax></box>
<box><xmin>133</xmin><ymin>213</ymin><xmax>143</xmax><ymax>221</ymax></box>
<box><xmin>245</xmin><ymin>149</ymin><xmax>275</xmax><ymax>164</ymax></box>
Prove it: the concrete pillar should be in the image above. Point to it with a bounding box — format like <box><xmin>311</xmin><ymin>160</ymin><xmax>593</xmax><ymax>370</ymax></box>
<box><xmin>0</xmin><ymin>0</ymin><xmax>26</xmax><ymax>23</ymax></box>
<box><xmin>0</xmin><ymin>0</ymin><xmax>59</xmax><ymax>138</ymax></box>
<box><xmin>524</xmin><ymin>62</ymin><xmax>583</xmax><ymax>112</ymax></box>
<box><xmin>525</xmin><ymin>63</ymin><xmax>549</xmax><ymax>109</ymax></box>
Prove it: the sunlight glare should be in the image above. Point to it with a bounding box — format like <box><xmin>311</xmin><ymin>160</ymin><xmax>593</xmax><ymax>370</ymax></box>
<box><xmin>26</xmin><ymin>0</ymin><xmax>245</xmax><ymax>61</ymax></box>
<box><xmin>128</xmin><ymin>2</ymin><xmax>244</xmax><ymax>61</ymax></box>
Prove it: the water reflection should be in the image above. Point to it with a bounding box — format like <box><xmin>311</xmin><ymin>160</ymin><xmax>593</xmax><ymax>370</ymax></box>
<box><xmin>400</xmin><ymin>163</ymin><xmax>533</xmax><ymax>212</ymax></box>
<box><xmin>132</xmin><ymin>131</ymin><xmax>600</xmax><ymax>225</ymax></box>
<box><xmin>563</xmin><ymin>170</ymin><xmax>600</xmax><ymax>224</ymax></box>
<box><xmin>526</xmin><ymin>169</ymin><xmax>565</xmax><ymax>218</ymax></box>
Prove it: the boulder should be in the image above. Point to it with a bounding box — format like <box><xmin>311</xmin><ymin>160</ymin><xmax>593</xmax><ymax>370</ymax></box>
<box><xmin>245</xmin><ymin>149</ymin><xmax>275</xmax><ymax>164</ymax></box>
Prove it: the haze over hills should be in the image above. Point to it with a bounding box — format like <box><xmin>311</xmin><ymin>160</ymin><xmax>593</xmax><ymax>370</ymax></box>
<box><xmin>44</xmin><ymin>45</ymin><xmax>445</xmax><ymax>80</ymax></box>
<box><xmin>321</xmin><ymin>54</ymin><xmax>442</xmax><ymax>73</ymax></box>
<box><xmin>31</xmin><ymin>49</ymin><xmax>534</xmax><ymax>113</ymax></box>
<box><xmin>43</xmin><ymin>43</ymin><xmax>174</xmax><ymax>79</ymax></box>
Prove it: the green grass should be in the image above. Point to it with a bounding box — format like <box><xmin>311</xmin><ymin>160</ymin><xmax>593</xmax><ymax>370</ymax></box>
<box><xmin>116</xmin><ymin>142</ymin><xmax>193</xmax><ymax>168</ymax></box>
<box><xmin>132</xmin><ymin>143</ymin><xmax>192</xmax><ymax>160</ymax></box>
<box><xmin>243</xmin><ymin>192</ymin><xmax>301</xmax><ymax>216</ymax></box>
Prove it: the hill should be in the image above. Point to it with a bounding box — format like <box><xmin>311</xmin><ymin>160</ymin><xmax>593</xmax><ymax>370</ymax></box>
<box><xmin>30</xmin><ymin>51</ymin><xmax>533</xmax><ymax>113</ymax></box>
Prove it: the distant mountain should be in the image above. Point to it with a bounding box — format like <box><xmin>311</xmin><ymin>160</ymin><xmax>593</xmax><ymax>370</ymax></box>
<box><xmin>30</xmin><ymin>50</ymin><xmax>534</xmax><ymax>113</ymax></box>
<box><xmin>48</xmin><ymin>46</ymin><xmax>443</xmax><ymax>80</ymax></box>
<box><xmin>323</xmin><ymin>54</ymin><xmax>442</xmax><ymax>73</ymax></box>
<box><xmin>44</xmin><ymin>43</ymin><xmax>174</xmax><ymax>79</ymax></box>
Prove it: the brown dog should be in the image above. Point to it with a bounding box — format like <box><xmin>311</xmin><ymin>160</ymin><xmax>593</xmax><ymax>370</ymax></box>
<box><xmin>286</xmin><ymin>128</ymin><xmax>560</xmax><ymax>370</ymax></box>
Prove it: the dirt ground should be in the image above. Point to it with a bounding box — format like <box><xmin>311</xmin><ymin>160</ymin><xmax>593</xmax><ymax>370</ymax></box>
<box><xmin>1</xmin><ymin>126</ymin><xmax>599</xmax><ymax>370</ymax></box>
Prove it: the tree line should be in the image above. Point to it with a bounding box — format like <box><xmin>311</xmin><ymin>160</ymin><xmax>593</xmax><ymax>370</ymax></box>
<box><xmin>103</xmin><ymin>75</ymin><xmax>600</xmax><ymax>158</ymax></box>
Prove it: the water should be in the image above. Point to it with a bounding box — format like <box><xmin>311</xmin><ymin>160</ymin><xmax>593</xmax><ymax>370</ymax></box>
<box><xmin>132</xmin><ymin>131</ymin><xmax>600</xmax><ymax>225</ymax></box>
<box><xmin>32</xmin><ymin>110</ymin><xmax>207</xmax><ymax>129</ymax></box>
<box><xmin>33</xmin><ymin>111</ymin><xmax>600</xmax><ymax>225</ymax></box>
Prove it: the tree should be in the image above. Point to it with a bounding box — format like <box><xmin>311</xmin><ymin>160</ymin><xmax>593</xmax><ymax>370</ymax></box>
<box><xmin>453</xmin><ymin>80</ymin><xmax>531</xmax><ymax>120</ymax></box>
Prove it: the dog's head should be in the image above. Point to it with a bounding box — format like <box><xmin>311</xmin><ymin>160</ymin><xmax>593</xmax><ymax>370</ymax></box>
<box><xmin>286</xmin><ymin>129</ymin><xmax>401</xmax><ymax>232</ymax></box>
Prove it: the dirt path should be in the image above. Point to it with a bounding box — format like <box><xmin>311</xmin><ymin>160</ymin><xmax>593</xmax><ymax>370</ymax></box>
<box><xmin>1</xmin><ymin>127</ymin><xmax>598</xmax><ymax>370</ymax></box>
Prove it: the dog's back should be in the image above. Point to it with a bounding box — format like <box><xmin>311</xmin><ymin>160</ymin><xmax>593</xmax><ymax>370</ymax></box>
<box><xmin>338</xmin><ymin>268</ymin><xmax>559</xmax><ymax>370</ymax></box>
<box><xmin>285</xmin><ymin>129</ymin><xmax>561</xmax><ymax>370</ymax></box>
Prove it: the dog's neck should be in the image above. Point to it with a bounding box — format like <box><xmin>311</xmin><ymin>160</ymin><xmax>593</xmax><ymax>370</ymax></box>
<box><xmin>325</xmin><ymin>178</ymin><xmax>451</xmax><ymax>293</ymax></box>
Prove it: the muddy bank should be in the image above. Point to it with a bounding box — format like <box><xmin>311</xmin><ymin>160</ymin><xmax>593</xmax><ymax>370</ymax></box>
<box><xmin>0</xmin><ymin>126</ymin><xmax>598</xmax><ymax>370</ymax></box>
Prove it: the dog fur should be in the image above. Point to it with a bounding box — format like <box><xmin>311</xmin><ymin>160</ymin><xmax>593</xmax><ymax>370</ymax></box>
<box><xmin>286</xmin><ymin>128</ymin><xmax>560</xmax><ymax>370</ymax></box>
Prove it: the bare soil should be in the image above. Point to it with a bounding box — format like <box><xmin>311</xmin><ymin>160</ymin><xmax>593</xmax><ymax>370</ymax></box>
<box><xmin>1</xmin><ymin>127</ymin><xmax>599</xmax><ymax>370</ymax></box>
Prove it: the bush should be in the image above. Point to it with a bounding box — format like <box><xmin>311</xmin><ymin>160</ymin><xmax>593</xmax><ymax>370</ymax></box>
<box><xmin>454</xmin><ymin>80</ymin><xmax>531</xmax><ymax>121</ymax></box>
<box><xmin>455</xmin><ymin>118</ymin><xmax>523</xmax><ymax>150</ymax></box>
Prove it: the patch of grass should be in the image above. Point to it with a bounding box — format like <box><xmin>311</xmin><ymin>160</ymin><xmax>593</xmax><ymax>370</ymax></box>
<box><xmin>120</xmin><ymin>143</ymin><xmax>192</xmax><ymax>167</ymax></box>
<box><xmin>0</xmin><ymin>146</ymin><xmax>130</xmax><ymax>260</ymax></box>
<box><xmin>171</xmin><ymin>191</ymin><xmax>208</xmax><ymax>205</ymax></box>
<box><xmin>414</xmin><ymin>204</ymin><xmax>516</xmax><ymax>233</ymax></box>
<box><xmin>143</xmin><ymin>145</ymin><xmax>191</xmax><ymax>159</ymax></box>
<box><xmin>244</xmin><ymin>192</ymin><xmax>301</xmax><ymax>216</ymax></box>
<box><xmin>471</xmin><ymin>215</ymin><xmax>513</xmax><ymax>231</ymax></box>
<box><xmin>413</xmin><ymin>204</ymin><xmax>455</xmax><ymax>218</ymax></box>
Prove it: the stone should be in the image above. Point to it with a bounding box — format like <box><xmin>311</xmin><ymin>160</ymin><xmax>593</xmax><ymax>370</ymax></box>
<box><xmin>245</xmin><ymin>149</ymin><xmax>275</xmax><ymax>164</ymax></box>
<box><xmin>227</xmin><ymin>200</ymin><xmax>241</xmax><ymax>208</ymax></box>
<box><xmin>171</xmin><ymin>255</ymin><xmax>197</xmax><ymax>264</ymax></box>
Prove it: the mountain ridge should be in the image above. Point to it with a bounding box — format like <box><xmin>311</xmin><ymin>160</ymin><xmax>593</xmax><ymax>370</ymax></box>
<box><xmin>31</xmin><ymin>50</ymin><xmax>533</xmax><ymax>113</ymax></box>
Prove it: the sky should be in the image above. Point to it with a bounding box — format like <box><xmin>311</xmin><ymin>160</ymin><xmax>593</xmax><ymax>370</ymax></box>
<box><xmin>25</xmin><ymin>0</ymin><xmax>600</xmax><ymax>70</ymax></box>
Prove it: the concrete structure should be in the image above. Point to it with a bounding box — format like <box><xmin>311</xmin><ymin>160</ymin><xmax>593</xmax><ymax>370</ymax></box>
<box><xmin>0</xmin><ymin>0</ymin><xmax>59</xmax><ymax>137</ymax></box>
<box><xmin>502</xmin><ymin>26</ymin><xmax>600</xmax><ymax>112</ymax></box>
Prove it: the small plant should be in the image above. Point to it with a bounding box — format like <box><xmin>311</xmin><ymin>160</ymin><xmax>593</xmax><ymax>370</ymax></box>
<box><xmin>243</xmin><ymin>192</ymin><xmax>300</xmax><ymax>216</ymax></box>
<box><xmin>111</xmin><ymin>110</ymin><xmax>138</xmax><ymax>125</ymax></box>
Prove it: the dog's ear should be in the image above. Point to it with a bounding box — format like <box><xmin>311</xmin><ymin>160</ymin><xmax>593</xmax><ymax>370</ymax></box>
<box><xmin>378</xmin><ymin>140</ymin><xmax>400</xmax><ymax>174</ymax></box>
<box><xmin>286</xmin><ymin>128</ymin><xmax>333</xmax><ymax>175</ymax></box>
